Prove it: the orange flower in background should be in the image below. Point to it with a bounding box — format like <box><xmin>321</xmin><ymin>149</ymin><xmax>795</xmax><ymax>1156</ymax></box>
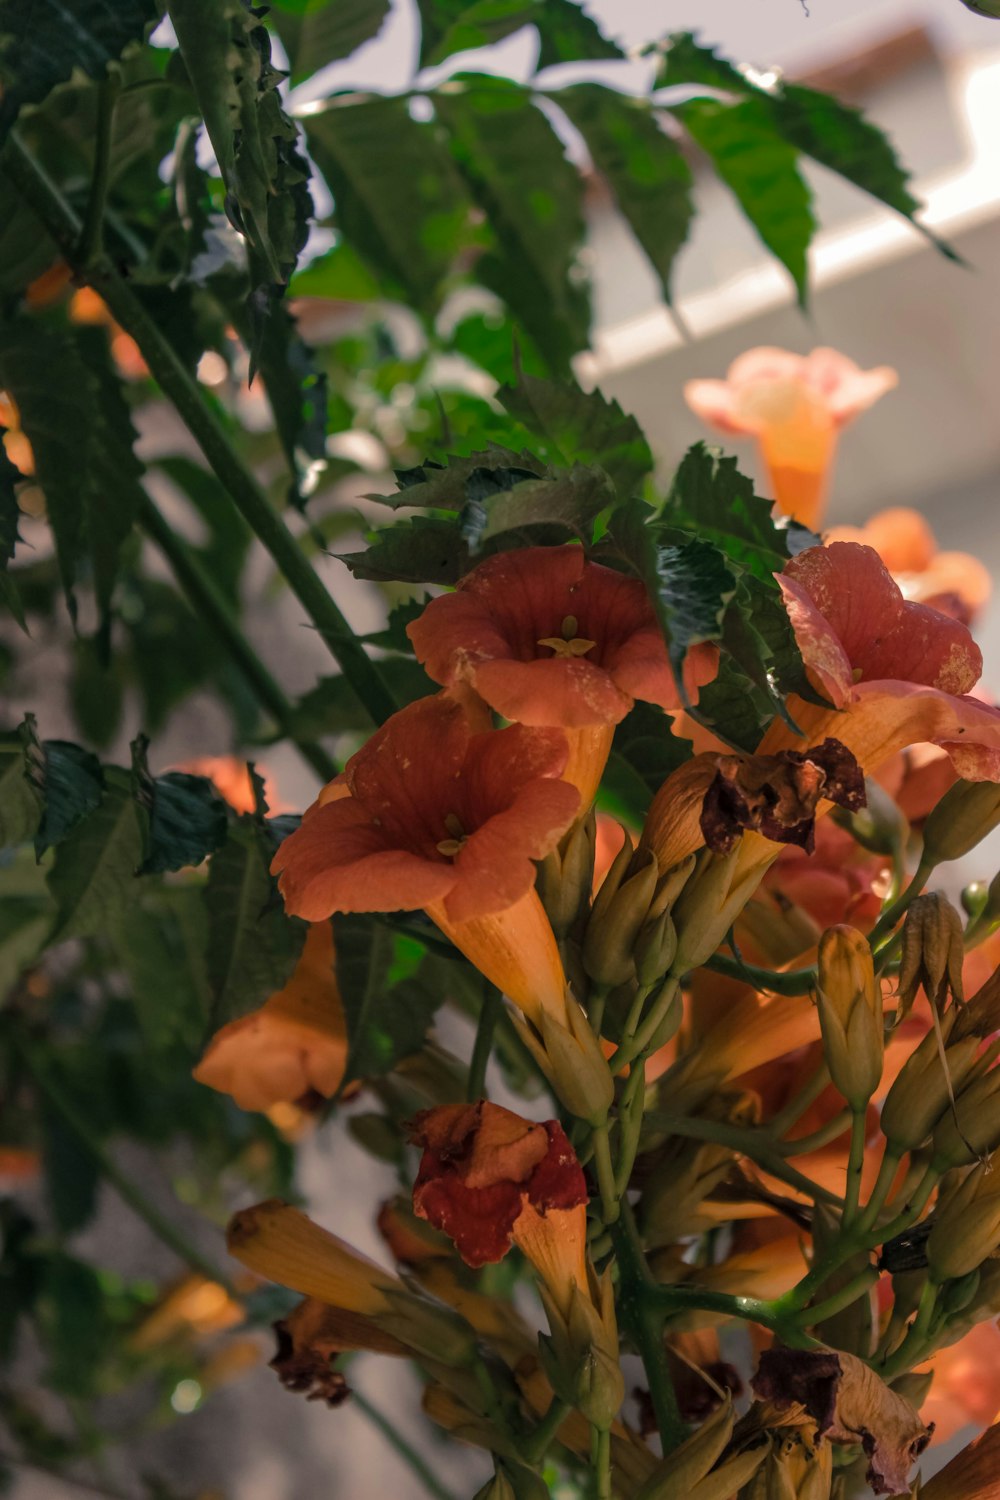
<box><xmin>193</xmin><ymin>922</ymin><xmax>347</xmax><ymax>1112</ymax></box>
<box><xmin>409</xmin><ymin>1101</ymin><xmax>588</xmax><ymax>1315</ymax></box>
<box><xmin>764</xmin><ymin>541</ymin><xmax>1000</xmax><ymax>782</ymax></box>
<box><xmin>175</xmin><ymin>756</ymin><xmax>290</xmax><ymax>817</ymax></box>
<box><xmin>685</xmin><ymin>346</ymin><xmax>897</xmax><ymax>528</ymax></box>
<box><xmin>827</xmin><ymin>507</ymin><xmax>990</xmax><ymax>626</ymax></box>
<box><xmin>0</xmin><ymin>391</ymin><xmax>34</xmax><ymax>476</ymax></box>
<box><xmin>70</xmin><ymin>287</ymin><xmax>147</xmax><ymax>381</ymax></box>
<box><xmin>272</xmin><ymin>692</ymin><xmax>576</xmax><ymax>1020</ymax></box>
<box><xmin>408</xmin><ymin>545</ymin><xmax>717</xmax><ymax>807</ymax></box>
<box><xmin>918</xmin><ymin>1321</ymin><xmax>1000</xmax><ymax>1442</ymax></box>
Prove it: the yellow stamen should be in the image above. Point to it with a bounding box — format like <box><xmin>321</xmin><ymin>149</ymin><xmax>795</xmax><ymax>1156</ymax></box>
<box><xmin>538</xmin><ymin>636</ymin><xmax>597</xmax><ymax>659</ymax></box>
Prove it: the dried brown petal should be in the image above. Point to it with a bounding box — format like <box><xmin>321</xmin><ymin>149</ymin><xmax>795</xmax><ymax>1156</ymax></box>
<box><xmin>700</xmin><ymin>738</ymin><xmax>865</xmax><ymax>855</ymax></box>
<box><xmin>919</xmin><ymin>1418</ymin><xmax>1000</xmax><ymax>1499</ymax></box>
<box><xmin>752</xmin><ymin>1347</ymin><xmax>932</xmax><ymax>1496</ymax></box>
<box><xmin>270</xmin><ymin>1295</ymin><xmax>408</xmax><ymax>1406</ymax></box>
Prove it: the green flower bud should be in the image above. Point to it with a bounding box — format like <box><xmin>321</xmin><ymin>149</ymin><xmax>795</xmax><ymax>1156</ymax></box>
<box><xmin>373</xmin><ymin>1285</ymin><xmax>478</xmax><ymax>1367</ymax></box>
<box><xmin>927</xmin><ymin>1150</ymin><xmax>1000</xmax><ymax>1280</ymax></box>
<box><xmin>897</xmin><ymin>893</ymin><xmax>965</xmax><ymax>1014</ymax></box>
<box><xmin>536</xmin><ymin>812</ymin><xmax>596</xmax><ymax>939</ymax></box>
<box><xmin>880</xmin><ymin>1012</ymin><xmax>980</xmax><ymax>1151</ymax></box>
<box><xmin>582</xmin><ymin>843</ymin><xmax>657</xmax><ymax>988</ymax></box>
<box><xmin>512</xmin><ymin>998</ymin><xmax>614</xmax><ymax>1125</ymax></box>
<box><xmin>921</xmin><ymin>779</ymin><xmax>1000</xmax><ymax>864</ymax></box>
<box><xmin>953</xmin><ymin>966</ymin><xmax>1000</xmax><ymax>1043</ymax></box>
<box><xmin>962</xmin><ymin>881</ymin><xmax>989</xmax><ymax>921</ymax></box>
<box><xmin>932</xmin><ymin>1068</ymin><xmax>1000</xmax><ymax>1168</ymax></box>
<box><xmin>635</xmin><ymin>909</ymin><xmax>678</xmax><ymax>987</ymax></box>
<box><xmin>633</xmin><ymin>1395</ymin><xmax>734</xmax><ymax>1499</ymax></box>
<box><xmin>538</xmin><ymin>1269</ymin><xmax>623</xmax><ymax>1429</ymax></box>
<box><xmin>816</xmin><ymin>926</ymin><xmax>883</xmax><ymax>1109</ymax></box>
<box><xmin>671</xmin><ymin>848</ymin><xmax>767</xmax><ymax>973</ymax></box>
<box><xmin>738</xmin><ymin>892</ymin><xmax>821</xmax><ymax>968</ymax></box>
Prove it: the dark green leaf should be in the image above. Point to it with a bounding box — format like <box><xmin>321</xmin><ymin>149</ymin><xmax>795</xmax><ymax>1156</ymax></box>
<box><xmin>338</xmin><ymin>515</ymin><xmax>469</xmax><ymax>585</ymax></box>
<box><xmin>363</xmin><ymin>598</ymin><xmax>430</xmax><ymax>651</ymax></box>
<box><xmin>204</xmin><ymin>820</ymin><xmax>307</xmax><ymax>1026</ymax></box>
<box><xmin>372</xmin><ymin>447</ymin><xmax>543</xmax><ymax>512</ymax></box>
<box><xmin>46</xmin><ymin>768</ymin><xmax>145</xmax><ymax>941</ymax></box>
<box><xmin>658</xmin><ymin>33</ymin><xmax>951</xmax><ymax>258</ymax></box>
<box><xmin>30</xmin><ymin>739</ymin><xmax>106</xmax><ymax>857</ymax></box>
<box><xmin>168</xmin><ymin>0</ymin><xmax>311</xmax><ymax>288</ymax></box>
<box><xmin>333</xmin><ymin>914</ymin><xmax>444</xmax><ymax>1083</ymax></box>
<box><xmin>0</xmin><ymin>896</ymin><xmax>52</xmax><ymax>1001</ymax></box>
<box><xmin>131</xmin><ymin>740</ymin><xmax>229</xmax><ymax>874</ymax></box>
<box><xmin>416</xmin><ymin>0</ymin><xmax>621</xmax><ymax>69</ymax></box>
<box><xmin>664</xmin><ymin>442</ymin><xmax>812</xmax><ymax>579</ymax></box>
<box><xmin>0</xmin><ymin>446</ymin><xmax>26</xmax><ymax>630</ymax></box>
<box><xmin>0</xmin><ymin>733</ymin><xmax>41</xmax><ymax>851</ymax></box>
<box><xmin>40</xmin><ymin>1110</ymin><xmax>100</xmax><ymax>1237</ymax></box>
<box><xmin>112</xmin><ymin>887</ymin><xmax>211</xmax><ymax>1053</ymax></box>
<box><xmin>459</xmin><ymin>464</ymin><xmax>613</xmax><ymax>552</ymax></box>
<box><xmin>601</xmin><ymin>703</ymin><xmax>693</xmax><ymax>823</ymax></box>
<box><xmin>0</xmin><ymin>173</ymin><xmax>57</xmax><ymax>299</ymax></box>
<box><xmin>280</xmin><ymin>658</ymin><xmax>433</xmax><ymax>740</ymax></box>
<box><xmin>673</xmin><ymin>96</ymin><xmax>814</xmax><ymax>306</ymax></box>
<box><xmin>270</xmin><ymin>0</ymin><xmax>390</xmax><ymax>83</ymax></box>
<box><xmin>37</xmin><ymin>1255</ymin><xmax>106</xmax><ymax>1391</ymax></box>
<box><xmin>605</xmin><ymin>498</ymin><xmax>735</xmax><ymax>686</ymax></box>
<box><xmin>0</xmin><ymin>0</ymin><xmax>156</xmax><ymax>141</ymax></box>
<box><xmin>306</xmin><ymin>97</ymin><xmax>472</xmax><ymax>315</ymax></box>
<box><xmin>555</xmin><ymin>83</ymin><xmax>693</xmax><ymax>306</ymax></box>
<box><xmin>437</xmin><ymin>78</ymin><xmax>590</xmax><ymax>372</ymax></box>
<box><xmin>497</xmin><ymin>369</ymin><xmax>652</xmax><ymax>498</ymax></box>
<box><xmin>253</xmin><ymin>302</ymin><xmax>329</xmax><ymax>510</ymax></box>
<box><xmin>0</xmin><ymin>1203</ymin><xmax>40</xmax><ymax>1360</ymax></box>
<box><xmin>693</xmin><ymin>653</ymin><xmax>772</xmax><ymax>753</ymax></box>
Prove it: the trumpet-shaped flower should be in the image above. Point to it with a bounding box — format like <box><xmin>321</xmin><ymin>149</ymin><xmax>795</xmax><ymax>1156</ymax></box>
<box><xmin>407</xmin><ymin>545</ymin><xmax>716</xmax><ymax>806</ymax></box>
<box><xmin>764</xmin><ymin>542</ymin><xmax>1000</xmax><ymax>783</ymax></box>
<box><xmin>685</xmin><ymin>346</ymin><xmax>896</xmax><ymax>527</ymax></box>
<box><xmin>272</xmin><ymin>693</ymin><xmax>576</xmax><ymax>1020</ymax></box>
<box><xmin>193</xmin><ymin>922</ymin><xmax>347</xmax><ymax>1112</ymax></box>
<box><xmin>827</xmin><ymin>507</ymin><xmax>990</xmax><ymax>625</ymax></box>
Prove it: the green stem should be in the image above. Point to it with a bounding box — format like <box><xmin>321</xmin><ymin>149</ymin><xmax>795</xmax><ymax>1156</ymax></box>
<box><xmin>650</xmin><ymin>1284</ymin><xmax>820</xmax><ymax>1348</ymax></box>
<box><xmin>647</xmin><ymin>1113</ymin><xmax>843</xmax><ymax>1207</ymax></box>
<box><xmin>351</xmin><ymin>1390</ymin><xmax>459</xmax><ymax>1500</ymax></box>
<box><xmin>14</xmin><ymin>1029</ymin><xmax>234</xmax><ymax>1291</ymax></box>
<box><xmin>467</xmin><ymin>982</ymin><xmax>502</xmax><ymax>1101</ymax></box>
<box><xmin>778</xmin><ymin>1110</ymin><xmax>851</xmax><ymax>1158</ymax></box>
<box><xmin>855</xmin><ymin>1148</ymin><xmax>902</xmax><ymax>1237</ymax></box>
<box><xmin>592</xmin><ymin>1424</ymin><xmax>611</xmax><ymax>1500</ymax></box>
<box><xmin>592</xmin><ymin>1117</ymin><xmax>620</xmax><ymax>1226</ymax></box>
<box><xmin>611</xmin><ymin>975</ymin><xmax>678</xmax><ymax>1074</ymax></box>
<box><xmin>614</xmin><ymin>1064</ymin><xmax>646</xmax><ymax>1197</ymax></box>
<box><xmin>613</xmin><ymin>1203</ymin><xmax>687</xmax><ymax>1453</ymax></box>
<box><xmin>701</xmin><ymin>952</ymin><xmax>816</xmax><ymax>996</ymax></box>
<box><xmin>791</xmin><ymin>1265</ymin><xmax>879</xmax><ymax>1329</ymax></box>
<box><xmin>2</xmin><ymin>131</ymin><xmax>398</xmax><ymax>730</ymax></box>
<box><xmin>139</xmin><ymin>496</ymin><xmax>337</xmax><ymax>783</ymax></box>
<box><xmin>521</xmin><ymin>1397</ymin><xmax>571</xmax><ymax>1465</ymax></box>
<box><xmin>844</xmin><ymin>1110</ymin><xmax>867</xmax><ymax>1224</ymax></box>
<box><xmin>875</xmin><ymin>1162</ymin><xmax>939</xmax><ymax>1244</ymax></box>
<box><xmin>768</xmin><ymin>1063</ymin><xmax>831</xmax><ymax>1137</ymax></box>
<box><xmin>877</xmin><ymin>1281</ymin><xmax>939</xmax><ymax>1382</ymax></box>
<box><xmin>868</xmin><ymin>857</ymin><xmax>935</xmax><ymax>949</ymax></box>
<box><xmin>79</xmin><ymin>74</ymin><xmax>120</xmax><ymax>266</ymax></box>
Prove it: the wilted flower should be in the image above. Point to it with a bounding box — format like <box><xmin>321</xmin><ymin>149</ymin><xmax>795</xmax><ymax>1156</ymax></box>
<box><xmin>408</xmin><ymin>545</ymin><xmax>716</xmax><ymax>806</ymax></box>
<box><xmin>270</xmin><ymin>1295</ymin><xmax>408</xmax><ymax>1406</ymax></box>
<box><xmin>827</xmin><ymin>507</ymin><xmax>990</xmax><ymax>626</ymax></box>
<box><xmin>193</xmin><ymin>922</ymin><xmax>347</xmax><ymax>1111</ymax></box>
<box><xmin>897</xmin><ymin>893</ymin><xmax>965</xmax><ymax>1016</ymax></box>
<box><xmin>272</xmin><ymin>693</ymin><xmax>577</xmax><ymax>1021</ymax></box>
<box><xmin>752</xmin><ymin>1346</ymin><xmax>932</xmax><ymax>1496</ymax></box>
<box><xmin>685</xmin><ymin>346</ymin><xmax>896</xmax><ymax>527</ymax></box>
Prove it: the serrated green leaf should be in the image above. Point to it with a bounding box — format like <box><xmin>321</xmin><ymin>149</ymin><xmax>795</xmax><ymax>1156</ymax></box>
<box><xmin>269</xmin><ymin>0</ymin><xmax>390</xmax><ymax>83</ymax></box>
<box><xmin>658</xmin><ymin>33</ymin><xmax>952</xmax><ymax>259</ymax></box>
<box><xmin>36</xmin><ymin>1255</ymin><xmax>106</xmax><ymax>1390</ymax></box>
<box><xmin>664</xmin><ymin>442</ymin><xmax>808</xmax><ymax>579</ymax></box>
<box><xmin>373</xmin><ymin>447</ymin><xmax>543</xmax><ymax>512</ymax></box>
<box><xmin>30</xmin><ymin>739</ymin><xmax>106</xmax><ymax>857</ymax></box>
<box><xmin>204</xmin><ymin>820</ymin><xmax>307</xmax><ymax>1027</ymax></box>
<box><xmin>601</xmin><ymin>702</ymin><xmax>693</xmax><ymax>823</ymax></box>
<box><xmin>460</xmin><ymin>464</ymin><xmax>613</xmax><ymax>552</ymax></box>
<box><xmin>46</xmin><ymin>768</ymin><xmax>145</xmax><ymax>941</ymax></box>
<box><xmin>693</xmin><ymin>654</ymin><xmax>773</xmax><ymax>753</ymax></box>
<box><xmin>112</xmin><ymin>888</ymin><xmax>211</xmax><ymax>1053</ymax></box>
<box><xmin>306</xmin><ymin>97</ymin><xmax>472</xmax><ymax>316</ymax></box>
<box><xmin>0</xmin><ymin>0</ymin><xmax>156</xmax><ymax>141</ymax></box>
<box><xmin>338</xmin><ymin>515</ymin><xmax>469</xmax><ymax>585</ymax></box>
<box><xmin>0</xmin><ymin>446</ymin><xmax>26</xmax><ymax>630</ymax></box>
<box><xmin>437</xmin><ymin>77</ymin><xmax>590</xmax><ymax>373</ymax></box>
<box><xmin>279</xmin><ymin>658</ymin><xmax>433</xmax><ymax>741</ymax></box>
<box><xmin>673</xmin><ymin>96</ymin><xmax>814</xmax><ymax>306</ymax></box>
<box><xmin>416</xmin><ymin>0</ymin><xmax>621</xmax><ymax>69</ymax></box>
<box><xmin>363</xmin><ymin>598</ymin><xmax>427</xmax><ymax>652</ymax></box>
<box><xmin>131</xmin><ymin>741</ymin><xmax>229</xmax><ymax>875</ymax></box>
<box><xmin>0</xmin><ymin>734</ymin><xmax>42</xmax><ymax>851</ymax></box>
<box><xmin>497</xmin><ymin>369</ymin><xmax>652</xmax><ymax>498</ymax></box>
<box><xmin>333</xmin><ymin>914</ymin><xmax>445</xmax><ymax>1083</ymax></box>
<box><xmin>605</xmin><ymin>498</ymin><xmax>735</xmax><ymax>687</ymax></box>
<box><xmin>167</xmin><ymin>0</ymin><xmax>311</xmax><ymax>289</ymax></box>
<box><xmin>253</xmin><ymin>302</ymin><xmax>329</xmax><ymax>510</ymax></box>
<box><xmin>555</xmin><ymin>83</ymin><xmax>693</xmax><ymax>306</ymax></box>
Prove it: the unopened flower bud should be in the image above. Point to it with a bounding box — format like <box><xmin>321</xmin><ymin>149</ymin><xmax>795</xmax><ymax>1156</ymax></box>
<box><xmin>921</xmin><ymin>778</ymin><xmax>1000</xmax><ymax>865</ymax></box>
<box><xmin>816</xmin><ymin>926</ymin><xmax>883</xmax><ymax>1109</ymax></box>
<box><xmin>536</xmin><ymin>812</ymin><xmax>596</xmax><ymax>938</ymax></box>
<box><xmin>880</xmin><ymin>1013</ymin><xmax>980</xmax><ymax>1151</ymax></box>
<box><xmin>582</xmin><ymin>844</ymin><xmax>657</xmax><ymax>989</ymax></box>
<box><xmin>898</xmin><ymin>893</ymin><xmax>965</xmax><ymax>1015</ymax></box>
<box><xmin>372</xmin><ymin>1284</ymin><xmax>478</xmax><ymax>1366</ymax></box>
<box><xmin>672</xmin><ymin>847</ymin><xmax>768</xmax><ymax>973</ymax></box>
<box><xmin>535</xmin><ymin>999</ymin><xmax>615</xmax><ymax>1124</ymax></box>
<box><xmin>633</xmin><ymin>1396</ymin><xmax>768</xmax><ymax>1500</ymax></box>
<box><xmin>472</xmin><ymin>1470</ymin><xmax>517</xmax><ymax>1500</ymax></box>
<box><xmin>538</xmin><ymin>1268</ymin><xmax>623</xmax><ymax>1429</ymax></box>
<box><xmin>953</xmin><ymin>967</ymin><xmax>1000</xmax><ymax>1042</ymax></box>
<box><xmin>927</xmin><ymin>1149</ymin><xmax>1000</xmax><ymax>1280</ymax></box>
<box><xmin>962</xmin><ymin>881</ymin><xmax>989</xmax><ymax>921</ymax></box>
<box><xmin>833</xmin><ymin>776</ymin><xmax>909</xmax><ymax>857</ymax></box>
<box><xmin>473</xmin><ymin>1463</ymin><xmax>549</xmax><ymax>1500</ymax></box>
<box><xmin>932</xmin><ymin>1068</ymin><xmax>1000</xmax><ymax>1168</ymax></box>
<box><xmin>635</xmin><ymin>910</ymin><xmax>678</xmax><ymax>987</ymax></box>
<box><xmin>738</xmin><ymin>892</ymin><xmax>821</xmax><ymax>968</ymax></box>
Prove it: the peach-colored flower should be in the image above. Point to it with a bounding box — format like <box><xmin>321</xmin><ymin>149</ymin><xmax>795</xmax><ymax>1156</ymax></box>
<box><xmin>24</xmin><ymin>261</ymin><xmax>73</xmax><ymax>309</ymax></box>
<box><xmin>827</xmin><ymin>507</ymin><xmax>990</xmax><ymax>626</ymax></box>
<box><xmin>193</xmin><ymin>921</ymin><xmax>347</xmax><ymax>1111</ymax></box>
<box><xmin>272</xmin><ymin>693</ymin><xmax>576</xmax><ymax>1020</ymax></box>
<box><xmin>408</xmin><ymin>545</ymin><xmax>717</xmax><ymax>808</ymax></box>
<box><xmin>763</xmin><ymin>542</ymin><xmax>1000</xmax><ymax>783</ymax></box>
<box><xmin>0</xmin><ymin>391</ymin><xmax>33</xmax><ymax>476</ymax></box>
<box><xmin>408</xmin><ymin>1101</ymin><xmax>588</xmax><ymax>1311</ymax></box>
<box><xmin>70</xmin><ymin>287</ymin><xmax>148</xmax><ymax>381</ymax></box>
<box><xmin>685</xmin><ymin>346</ymin><xmax>897</xmax><ymax>528</ymax></box>
<box><xmin>129</xmin><ymin>1274</ymin><xmax>244</xmax><ymax>1351</ymax></box>
<box><xmin>174</xmin><ymin>755</ymin><xmax>289</xmax><ymax>816</ymax></box>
